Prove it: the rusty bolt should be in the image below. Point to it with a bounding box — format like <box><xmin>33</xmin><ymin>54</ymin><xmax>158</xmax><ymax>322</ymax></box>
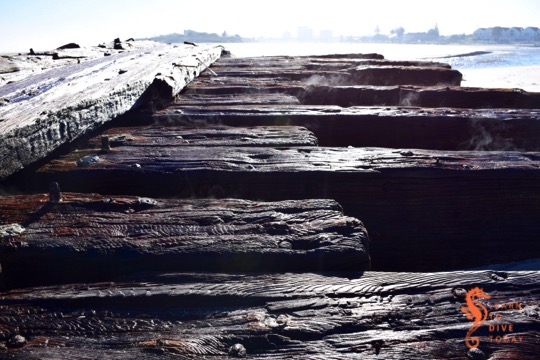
<box><xmin>7</xmin><ymin>335</ymin><xmax>27</xmax><ymax>348</ymax></box>
<box><xmin>371</xmin><ymin>339</ymin><xmax>384</xmax><ymax>355</ymax></box>
<box><xmin>279</xmin><ymin>241</ymin><xmax>292</xmax><ymax>249</ymax></box>
<box><xmin>101</xmin><ymin>135</ymin><xmax>111</xmax><ymax>152</ymax></box>
<box><xmin>156</xmin><ymin>339</ymin><xmax>169</xmax><ymax>347</ymax></box>
<box><xmin>49</xmin><ymin>182</ymin><xmax>62</xmax><ymax>203</ymax></box>
<box><xmin>467</xmin><ymin>347</ymin><xmax>486</xmax><ymax>360</ymax></box>
<box><xmin>452</xmin><ymin>287</ymin><xmax>467</xmax><ymax>299</ymax></box>
<box><xmin>228</xmin><ymin>343</ymin><xmax>246</xmax><ymax>357</ymax></box>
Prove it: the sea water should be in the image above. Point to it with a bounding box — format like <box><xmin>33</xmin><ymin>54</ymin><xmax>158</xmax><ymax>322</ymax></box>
<box><xmin>222</xmin><ymin>42</ymin><xmax>540</xmax><ymax>91</ymax></box>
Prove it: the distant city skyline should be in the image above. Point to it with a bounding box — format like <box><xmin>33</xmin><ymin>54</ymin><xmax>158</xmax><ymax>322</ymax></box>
<box><xmin>247</xmin><ymin>24</ymin><xmax>540</xmax><ymax>43</ymax></box>
<box><xmin>0</xmin><ymin>0</ymin><xmax>539</xmax><ymax>52</ymax></box>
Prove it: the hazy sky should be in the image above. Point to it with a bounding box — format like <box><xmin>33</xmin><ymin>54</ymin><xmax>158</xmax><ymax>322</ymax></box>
<box><xmin>1</xmin><ymin>0</ymin><xmax>539</xmax><ymax>52</ymax></box>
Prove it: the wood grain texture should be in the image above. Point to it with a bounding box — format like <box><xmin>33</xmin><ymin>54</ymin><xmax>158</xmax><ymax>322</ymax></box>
<box><xmin>189</xmin><ymin>56</ymin><xmax>538</xmax><ymax>109</ymax></box>
<box><xmin>301</xmin><ymin>85</ymin><xmax>540</xmax><ymax>108</ymax></box>
<box><xmin>2</xmin><ymin>49</ymin><xmax>540</xmax><ymax>360</ymax></box>
<box><xmin>0</xmin><ymin>271</ymin><xmax>537</xmax><ymax>359</ymax></box>
<box><xmin>348</xmin><ymin>65</ymin><xmax>462</xmax><ymax>86</ymax></box>
<box><xmin>199</xmin><ymin>68</ymin><xmax>461</xmax><ymax>86</ymax></box>
<box><xmin>174</xmin><ymin>93</ymin><xmax>300</xmax><ymax>106</ymax></box>
<box><xmin>0</xmin><ymin>194</ymin><xmax>369</xmax><ymax>287</ymax></box>
<box><xmin>183</xmin><ymin>83</ymin><xmax>540</xmax><ymax>110</ymax></box>
<box><xmin>201</xmin><ymin>55</ymin><xmax>461</xmax><ymax>87</ymax></box>
<box><xmin>31</xmin><ymin>146</ymin><xmax>540</xmax><ymax>271</ymax></box>
<box><xmin>86</xmin><ymin>126</ymin><xmax>318</xmax><ymax>148</ymax></box>
<box><xmin>40</xmin><ymin>145</ymin><xmax>540</xmax><ymax>174</ymax></box>
<box><xmin>154</xmin><ymin>105</ymin><xmax>540</xmax><ymax>150</ymax></box>
<box><xmin>0</xmin><ymin>41</ymin><xmax>223</xmax><ymax>180</ymax></box>
<box><xmin>1</xmin><ymin>46</ymin><xmax>111</xmax><ymax>87</ymax></box>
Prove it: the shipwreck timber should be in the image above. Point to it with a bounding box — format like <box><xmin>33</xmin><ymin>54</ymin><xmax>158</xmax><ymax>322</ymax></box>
<box><xmin>0</xmin><ymin>44</ymin><xmax>539</xmax><ymax>358</ymax></box>
<box><xmin>0</xmin><ymin>40</ymin><xmax>223</xmax><ymax>180</ymax></box>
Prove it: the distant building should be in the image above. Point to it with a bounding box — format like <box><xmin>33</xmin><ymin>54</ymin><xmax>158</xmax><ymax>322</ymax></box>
<box><xmin>298</xmin><ymin>27</ymin><xmax>314</xmax><ymax>42</ymax></box>
<box><xmin>402</xmin><ymin>24</ymin><xmax>440</xmax><ymax>43</ymax></box>
<box><xmin>523</xmin><ymin>27</ymin><xmax>540</xmax><ymax>41</ymax></box>
<box><xmin>319</xmin><ymin>29</ymin><xmax>334</xmax><ymax>42</ymax></box>
<box><xmin>473</xmin><ymin>26</ymin><xmax>540</xmax><ymax>43</ymax></box>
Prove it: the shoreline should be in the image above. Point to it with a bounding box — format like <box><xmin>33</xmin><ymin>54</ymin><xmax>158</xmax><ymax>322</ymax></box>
<box><xmin>4</xmin><ymin>42</ymin><xmax>540</xmax><ymax>92</ymax></box>
<box><xmin>461</xmin><ymin>65</ymin><xmax>540</xmax><ymax>92</ymax></box>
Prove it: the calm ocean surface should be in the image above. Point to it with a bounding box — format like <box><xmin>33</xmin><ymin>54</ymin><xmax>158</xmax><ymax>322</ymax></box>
<box><xmin>222</xmin><ymin>43</ymin><xmax>540</xmax><ymax>91</ymax></box>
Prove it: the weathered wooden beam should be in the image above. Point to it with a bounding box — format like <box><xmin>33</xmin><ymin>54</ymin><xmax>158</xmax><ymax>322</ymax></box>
<box><xmin>30</xmin><ymin>146</ymin><xmax>540</xmax><ymax>271</ymax></box>
<box><xmin>204</xmin><ymin>62</ymin><xmax>452</xmax><ymax>78</ymax></box>
<box><xmin>181</xmin><ymin>84</ymin><xmax>540</xmax><ymax>109</ymax></box>
<box><xmin>199</xmin><ymin>66</ymin><xmax>461</xmax><ymax>86</ymax></box>
<box><xmin>398</xmin><ymin>86</ymin><xmax>540</xmax><ymax>108</ymax></box>
<box><xmin>174</xmin><ymin>93</ymin><xmax>300</xmax><ymax>106</ymax></box>
<box><xmin>84</xmin><ymin>126</ymin><xmax>318</xmax><ymax>148</ymax></box>
<box><xmin>1</xmin><ymin>49</ymin><xmax>104</xmax><ymax>87</ymax></box>
<box><xmin>296</xmin><ymin>53</ymin><xmax>385</xmax><ymax>59</ymax></box>
<box><xmin>0</xmin><ymin>40</ymin><xmax>172</xmax><ymax>86</ymax></box>
<box><xmin>348</xmin><ymin>65</ymin><xmax>462</xmax><ymax>86</ymax></box>
<box><xmin>301</xmin><ymin>58</ymin><xmax>452</xmax><ymax>69</ymax></box>
<box><xmin>4</xmin><ymin>122</ymin><xmax>314</xmax><ymax>167</ymax></box>
<box><xmin>0</xmin><ymin>42</ymin><xmax>223</xmax><ymax>180</ymax></box>
<box><xmin>153</xmin><ymin>105</ymin><xmax>540</xmax><ymax>151</ymax></box>
<box><xmin>208</xmin><ymin>58</ymin><xmax>452</xmax><ymax>79</ymax></box>
<box><xmin>0</xmin><ymin>271</ymin><xmax>537</xmax><ymax>358</ymax></box>
<box><xmin>199</xmin><ymin>70</ymin><xmax>351</xmax><ymax>82</ymax></box>
<box><xmin>300</xmin><ymin>85</ymin><xmax>540</xmax><ymax>108</ymax></box>
<box><xmin>215</xmin><ymin>53</ymin><xmax>385</xmax><ymax>66</ymax></box>
<box><xmin>0</xmin><ymin>194</ymin><xmax>369</xmax><ymax>287</ymax></box>
<box><xmin>185</xmin><ymin>79</ymin><xmax>309</xmax><ymax>93</ymax></box>
<box><xmin>202</xmin><ymin>55</ymin><xmax>460</xmax><ymax>87</ymax></box>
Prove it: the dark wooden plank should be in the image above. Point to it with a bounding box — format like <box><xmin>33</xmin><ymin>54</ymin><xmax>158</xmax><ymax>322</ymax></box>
<box><xmin>301</xmin><ymin>85</ymin><xmax>540</xmax><ymax>108</ymax></box>
<box><xmin>296</xmin><ymin>52</ymin><xmax>385</xmax><ymax>59</ymax></box>
<box><xmin>174</xmin><ymin>93</ymin><xmax>300</xmax><ymax>106</ymax></box>
<box><xmin>0</xmin><ymin>42</ymin><xmax>223</xmax><ymax>180</ymax></box>
<box><xmin>300</xmin><ymin>58</ymin><xmax>453</xmax><ymax>70</ymax></box>
<box><xmin>209</xmin><ymin>61</ymin><xmax>447</xmax><ymax>74</ymax></box>
<box><xmin>30</xmin><ymin>146</ymin><xmax>540</xmax><ymax>271</ymax></box>
<box><xmin>153</xmin><ymin>105</ymin><xmax>540</xmax><ymax>150</ymax></box>
<box><xmin>348</xmin><ymin>65</ymin><xmax>462</xmax><ymax>86</ymax></box>
<box><xmin>200</xmin><ymin>69</ymin><xmax>351</xmax><ymax>82</ymax></box>
<box><xmin>186</xmin><ymin>56</ymin><xmax>534</xmax><ymax>108</ymax></box>
<box><xmin>207</xmin><ymin>58</ymin><xmax>452</xmax><ymax>81</ymax></box>
<box><xmin>199</xmin><ymin>66</ymin><xmax>461</xmax><ymax>86</ymax></box>
<box><xmin>398</xmin><ymin>86</ymin><xmax>540</xmax><ymax>109</ymax></box>
<box><xmin>181</xmin><ymin>83</ymin><xmax>540</xmax><ymax>109</ymax></box>
<box><xmin>203</xmin><ymin>55</ymin><xmax>460</xmax><ymax>87</ymax></box>
<box><xmin>215</xmin><ymin>53</ymin><xmax>385</xmax><ymax>66</ymax></box>
<box><xmin>0</xmin><ymin>271</ymin><xmax>537</xmax><ymax>359</ymax></box>
<box><xmin>185</xmin><ymin>79</ymin><xmax>309</xmax><ymax>93</ymax></box>
<box><xmin>0</xmin><ymin>194</ymin><xmax>369</xmax><ymax>288</ymax></box>
<box><xmin>85</xmin><ymin>126</ymin><xmax>318</xmax><ymax>148</ymax></box>
<box><xmin>203</xmin><ymin>62</ymin><xmax>453</xmax><ymax>78</ymax></box>
<box><xmin>39</xmin><ymin>145</ymin><xmax>540</xmax><ymax>174</ymax></box>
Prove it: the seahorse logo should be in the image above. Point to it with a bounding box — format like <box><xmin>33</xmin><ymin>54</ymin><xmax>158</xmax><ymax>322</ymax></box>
<box><xmin>461</xmin><ymin>287</ymin><xmax>491</xmax><ymax>349</ymax></box>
